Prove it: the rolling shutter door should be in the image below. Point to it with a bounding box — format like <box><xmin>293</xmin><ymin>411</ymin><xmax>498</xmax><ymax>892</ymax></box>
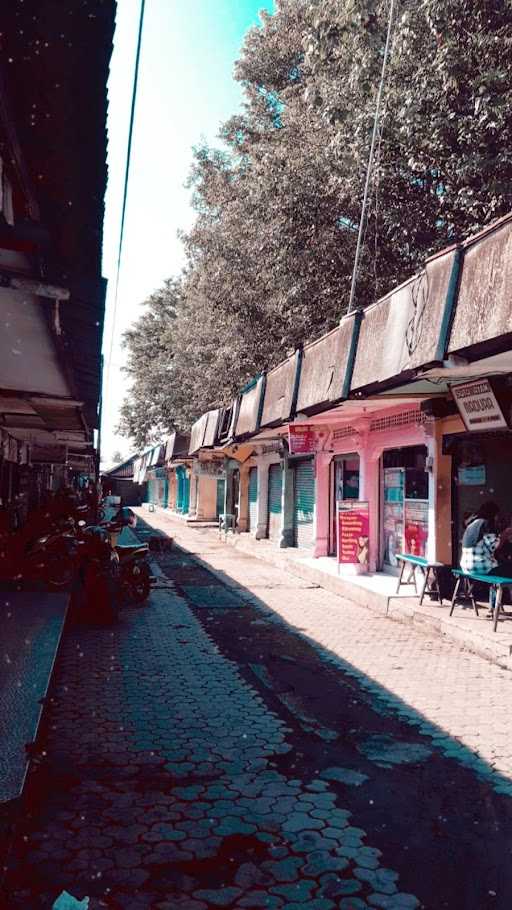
<box><xmin>216</xmin><ymin>479</ymin><xmax>225</xmax><ymax>518</ymax></box>
<box><xmin>248</xmin><ymin>468</ymin><xmax>258</xmax><ymax>531</ymax></box>
<box><xmin>294</xmin><ymin>460</ymin><xmax>315</xmax><ymax>549</ymax></box>
<box><xmin>267</xmin><ymin>464</ymin><xmax>283</xmax><ymax>541</ymax></box>
<box><xmin>183</xmin><ymin>476</ymin><xmax>190</xmax><ymax>514</ymax></box>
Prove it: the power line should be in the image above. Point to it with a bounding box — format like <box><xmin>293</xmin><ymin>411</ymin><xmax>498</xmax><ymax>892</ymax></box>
<box><xmin>346</xmin><ymin>0</ymin><xmax>396</xmax><ymax>315</ymax></box>
<box><xmin>105</xmin><ymin>0</ymin><xmax>147</xmax><ymax>387</ymax></box>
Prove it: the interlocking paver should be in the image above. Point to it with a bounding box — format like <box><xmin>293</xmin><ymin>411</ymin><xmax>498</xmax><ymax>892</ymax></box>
<box><xmin>3</xmin><ymin>513</ymin><xmax>512</xmax><ymax>910</ymax></box>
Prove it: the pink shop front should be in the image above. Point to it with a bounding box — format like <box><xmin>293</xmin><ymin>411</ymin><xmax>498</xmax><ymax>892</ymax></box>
<box><xmin>310</xmin><ymin>404</ymin><xmax>435</xmax><ymax>574</ymax></box>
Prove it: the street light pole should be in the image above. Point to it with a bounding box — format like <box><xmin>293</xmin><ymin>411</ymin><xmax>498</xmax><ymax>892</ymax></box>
<box><xmin>346</xmin><ymin>0</ymin><xmax>396</xmax><ymax>315</ymax></box>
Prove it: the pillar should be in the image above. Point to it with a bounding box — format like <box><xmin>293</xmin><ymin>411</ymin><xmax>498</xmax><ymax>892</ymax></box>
<box><xmin>314</xmin><ymin>453</ymin><xmax>332</xmax><ymax>557</ymax></box>
<box><xmin>431</xmin><ymin>421</ymin><xmax>453</xmax><ymax>565</ymax></box>
<box><xmin>238</xmin><ymin>463</ymin><xmax>251</xmax><ymax>532</ymax></box>
<box><xmin>188</xmin><ymin>473</ymin><xmax>198</xmax><ymax>519</ymax></box>
<box><xmin>279</xmin><ymin>456</ymin><xmax>295</xmax><ymax>548</ymax></box>
<box><xmin>255</xmin><ymin>461</ymin><xmax>270</xmax><ymax>539</ymax></box>
<box><xmin>361</xmin><ymin>447</ymin><xmax>380</xmax><ymax>574</ymax></box>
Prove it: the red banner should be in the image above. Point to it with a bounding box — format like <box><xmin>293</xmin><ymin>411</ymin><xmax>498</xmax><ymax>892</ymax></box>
<box><xmin>337</xmin><ymin>501</ymin><xmax>369</xmax><ymax>566</ymax></box>
<box><xmin>288</xmin><ymin>425</ymin><xmax>316</xmax><ymax>455</ymax></box>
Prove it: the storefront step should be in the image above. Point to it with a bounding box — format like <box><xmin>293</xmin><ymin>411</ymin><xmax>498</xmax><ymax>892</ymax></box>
<box><xmin>224</xmin><ymin>533</ymin><xmax>512</xmax><ymax>672</ymax></box>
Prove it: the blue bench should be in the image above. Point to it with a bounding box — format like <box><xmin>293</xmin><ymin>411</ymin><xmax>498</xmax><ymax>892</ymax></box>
<box><xmin>451</xmin><ymin>569</ymin><xmax>512</xmax><ymax>632</ymax></box>
<box><xmin>0</xmin><ymin>592</ymin><xmax>69</xmax><ymax>806</ymax></box>
<box><xmin>396</xmin><ymin>554</ymin><xmax>445</xmax><ymax>605</ymax></box>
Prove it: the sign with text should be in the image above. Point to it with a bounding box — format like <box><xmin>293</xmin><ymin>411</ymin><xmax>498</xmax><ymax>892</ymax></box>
<box><xmin>451</xmin><ymin>379</ymin><xmax>507</xmax><ymax>432</ymax></box>
<box><xmin>337</xmin><ymin>500</ymin><xmax>369</xmax><ymax>567</ymax></box>
<box><xmin>288</xmin><ymin>425</ymin><xmax>316</xmax><ymax>455</ymax></box>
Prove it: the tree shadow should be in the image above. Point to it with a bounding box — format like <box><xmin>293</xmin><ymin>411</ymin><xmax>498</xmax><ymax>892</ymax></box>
<box><xmin>139</xmin><ymin>515</ymin><xmax>512</xmax><ymax>910</ymax></box>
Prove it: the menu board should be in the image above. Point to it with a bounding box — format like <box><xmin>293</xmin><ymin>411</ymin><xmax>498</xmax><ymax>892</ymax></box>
<box><xmin>383</xmin><ymin>467</ymin><xmax>404</xmax><ymax>566</ymax></box>
<box><xmin>337</xmin><ymin>501</ymin><xmax>369</xmax><ymax>567</ymax></box>
<box><xmin>404</xmin><ymin>499</ymin><xmax>429</xmax><ymax>557</ymax></box>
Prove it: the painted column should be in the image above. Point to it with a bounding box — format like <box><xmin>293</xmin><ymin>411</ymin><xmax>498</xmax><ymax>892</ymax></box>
<box><xmin>432</xmin><ymin>420</ymin><xmax>453</xmax><ymax>565</ymax></box>
<box><xmin>361</xmin><ymin>443</ymin><xmax>381</xmax><ymax>574</ymax></box>
<box><xmin>314</xmin><ymin>453</ymin><xmax>332</xmax><ymax>557</ymax></box>
<box><xmin>188</xmin><ymin>473</ymin><xmax>198</xmax><ymax>520</ymax></box>
<box><xmin>255</xmin><ymin>460</ymin><xmax>270</xmax><ymax>539</ymax></box>
<box><xmin>238</xmin><ymin>464</ymin><xmax>250</xmax><ymax>532</ymax></box>
<box><xmin>280</xmin><ymin>456</ymin><xmax>295</xmax><ymax>548</ymax></box>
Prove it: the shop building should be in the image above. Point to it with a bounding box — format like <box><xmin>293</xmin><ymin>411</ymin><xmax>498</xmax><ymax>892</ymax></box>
<box><xmin>187</xmin><ymin>212</ymin><xmax>512</xmax><ymax>589</ymax></box>
<box><xmin>0</xmin><ymin>1</ymin><xmax>113</xmax><ymax>524</ymax></box>
<box><xmin>188</xmin><ymin>410</ymin><xmax>224</xmax><ymax>522</ymax></box>
<box><xmin>163</xmin><ymin>432</ymin><xmax>192</xmax><ymax>515</ymax></box>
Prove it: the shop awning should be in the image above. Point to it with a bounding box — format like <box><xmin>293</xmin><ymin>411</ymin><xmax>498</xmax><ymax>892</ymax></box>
<box><xmin>420</xmin><ymin>356</ymin><xmax>512</xmax><ymax>383</ymax></box>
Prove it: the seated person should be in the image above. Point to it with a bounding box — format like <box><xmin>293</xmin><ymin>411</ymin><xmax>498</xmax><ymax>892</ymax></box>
<box><xmin>460</xmin><ymin>501</ymin><xmax>500</xmax><ymax>576</ymax></box>
<box><xmin>460</xmin><ymin>503</ymin><xmax>512</xmax><ymax>615</ymax></box>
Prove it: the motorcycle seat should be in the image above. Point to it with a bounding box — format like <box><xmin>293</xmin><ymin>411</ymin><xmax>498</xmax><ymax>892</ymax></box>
<box><xmin>116</xmin><ymin>545</ymin><xmax>148</xmax><ymax>560</ymax></box>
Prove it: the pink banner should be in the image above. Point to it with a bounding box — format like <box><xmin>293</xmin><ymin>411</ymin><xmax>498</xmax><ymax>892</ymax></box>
<box><xmin>288</xmin><ymin>425</ymin><xmax>316</xmax><ymax>455</ymax></box>
<box><xmin>337</xmin><ymin>501</ymin><xmax>369</xmax><ymax>566</ymax></box>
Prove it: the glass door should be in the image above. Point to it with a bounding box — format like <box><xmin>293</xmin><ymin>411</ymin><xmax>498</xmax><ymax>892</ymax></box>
<box><xmin>330</xmin><ymin>455</ymin><xmax>360</xmax><ymax>554</ymax></box>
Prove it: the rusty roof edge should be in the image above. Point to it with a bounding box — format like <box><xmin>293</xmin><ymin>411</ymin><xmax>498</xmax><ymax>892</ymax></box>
<box><xmin>460</xmin><ymin>211</ymin><xmax>512</xmax><ymax>251</ymax></box>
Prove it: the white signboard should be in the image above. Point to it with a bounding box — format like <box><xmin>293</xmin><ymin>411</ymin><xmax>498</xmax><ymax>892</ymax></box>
<box><xmin>451</xmin><ymin>379</ymin><xmax>507</xmax><ymax>432</ymax></box>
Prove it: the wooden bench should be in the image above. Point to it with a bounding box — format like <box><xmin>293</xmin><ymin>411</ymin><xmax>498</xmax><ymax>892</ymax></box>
<box><xmin>0</xmin><ymin>592</ymin><xmax>68</xmax><ymax>807</ymax></box>
<box><xmin>451</xmin><ymin>569</ymin><xmax>512</xmax><ymax>632</ymax></box>
<box><xmin>396</xmin><ymin>554</ymin><xmax>445</xmax><ymax>606</ymax></box>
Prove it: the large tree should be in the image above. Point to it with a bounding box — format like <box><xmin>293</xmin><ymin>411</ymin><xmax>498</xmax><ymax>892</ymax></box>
<box><xmin>119</xmin><ymin>0</ymin><xmax>512</xmax><ymax>445</ymax></box>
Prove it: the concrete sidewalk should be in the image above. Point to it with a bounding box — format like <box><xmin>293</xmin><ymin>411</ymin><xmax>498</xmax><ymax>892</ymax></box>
<box><xmin>139</xmin><ymin>506</ymin><xmax>512</xmax><ymax>672</ymax></box>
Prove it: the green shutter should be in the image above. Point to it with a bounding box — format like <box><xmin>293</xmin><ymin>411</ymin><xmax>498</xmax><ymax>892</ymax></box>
<box><xmin>248</xmin><ymin>468</ymin><xmax>258</xmax><ymax>531</ymax></box>
<box><xmin>216</xmin><ymin>478</ymin><xmax>225</xmax><ymax>518</ymax></box>
<box><xmin>294</xmin><ymin>461</ymin><xmax>315</xmax><ymax>549</ymax></box>
<box><xmin>183</xmin><ymin>475</ymin><xmax>190</xmax><ymax>514</ymax></box>
<box><xmin>267</xmin><ymin>464</ymin><xmax>283</xmax><ymax>541</ymax></box>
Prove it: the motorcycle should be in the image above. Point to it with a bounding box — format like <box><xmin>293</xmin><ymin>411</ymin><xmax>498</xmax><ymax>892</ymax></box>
<box><xmin>72</xmin><ymin>524</ymin><xmax>120</xmax><ymax>624</ymax></box>
<box><xmin>101</xmin><ymin>508</ymin><xmax>151</xmax><ymax>605</ymax></box>
<box><xmin>0</xmin><ymin>516</ymin><xmax>79</xmax><ymax>591</ymax></box>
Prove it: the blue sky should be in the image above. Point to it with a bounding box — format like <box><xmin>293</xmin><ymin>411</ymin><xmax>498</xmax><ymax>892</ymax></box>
<box><xmin>101</xmin><ymin>0</ymin><xmax>274</xmax><ymax>464</ymax></box>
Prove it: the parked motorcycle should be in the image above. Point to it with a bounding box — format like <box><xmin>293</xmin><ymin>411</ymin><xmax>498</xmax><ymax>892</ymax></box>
<box><xmin>72</xmin><ymin>524</ymin><xmax>120</xmax><ymax>624</ymax></box>
<box><xmin>101</xmin><ymin>508</ymin><xmax>151</xmax><ymax>604</ymax></box>
<box><xmin>0</xmin><ymin>516</ymin><xmax>79</xmax><ymax>590</ymax></box>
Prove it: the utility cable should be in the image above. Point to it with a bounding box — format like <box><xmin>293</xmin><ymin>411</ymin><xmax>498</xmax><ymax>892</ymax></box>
<box><xmin>346</xmin><ymin>0</ymin><xmax>396</xmax><ymax>315</ymax></box>
<box><xmin>104</xmin><ymin>0</ymin><xmax>147</xmax><ymax>390</ymax></box>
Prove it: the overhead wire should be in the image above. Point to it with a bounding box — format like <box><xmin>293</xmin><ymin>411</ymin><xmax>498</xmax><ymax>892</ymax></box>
<box><xmin>346</xmin><ymin>0</ymin><xmax>396</xmax><ymax>315</ymax></box>
<box><xmin>104</xmin><ymin>0</ymin><xmax>147</xmax><ymax>392</ymax></box>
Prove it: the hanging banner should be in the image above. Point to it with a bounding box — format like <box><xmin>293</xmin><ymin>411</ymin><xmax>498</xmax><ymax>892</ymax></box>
<box><xmin>288</xmin><ymin>425</ymin><xmax>316</xmax><ymax>455</ymax></box>
<box><xmin>451</xmin><ymin>379</ymin><xmax>507</xmax><ymax>432</ymax></box>
<box><xmin>337</xmin><ymin>500</ymin><xmax>369</xmax><ymax>567</ymax></box>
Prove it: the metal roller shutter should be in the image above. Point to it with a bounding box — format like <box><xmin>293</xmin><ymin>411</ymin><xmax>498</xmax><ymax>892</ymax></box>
<box><xmin>294</xmin><ymin>460</ymin><xmax>315</xmax><ymax>549</ymax></box>
<box><xmin>267</xmin><ymin>464</ymin><xmax>283</xmax><ymax>541</ymax></box>
<box><xmin>216</xmin><ymin>479</ymin><xmax>225</xmax><ymax>518</ymax></box>
<box><xmin>248</xmin><ymin>468</ymin><xmax>258</xmax><ymax>531</ymax></box>
<box><xmin>183</xmin><ymin>476</ymin><xmax>190</xmax><ymax>514</ymax></box>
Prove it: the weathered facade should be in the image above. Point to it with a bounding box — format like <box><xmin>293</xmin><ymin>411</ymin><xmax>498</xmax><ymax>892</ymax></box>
<box><xmin>184</xmin><ymin>212</ymin><xmax>512</xmax><ymax>584</ymax></box>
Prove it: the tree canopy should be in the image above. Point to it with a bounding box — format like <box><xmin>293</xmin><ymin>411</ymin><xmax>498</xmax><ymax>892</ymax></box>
<box><xmin>119</xmin><ymin>0</ymin><xmax>512</xmax><ymax>445</ymax></box>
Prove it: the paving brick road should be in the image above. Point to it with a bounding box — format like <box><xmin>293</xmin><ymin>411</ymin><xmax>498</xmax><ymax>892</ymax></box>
<box><xmin>2</xmin><ymin>512</ymin><xmax>512</xmax><ymax>910</ymax></box>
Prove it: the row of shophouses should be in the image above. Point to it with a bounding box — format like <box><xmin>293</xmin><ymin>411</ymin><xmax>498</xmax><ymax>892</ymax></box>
<box><xmin>111</xmin><ymin>212</ymin><xmax>512</xmax><ymax>577</ymax></box>
<box><xmin>0</xmin><ymin>2</ymin><xmax>114</xmax><ymax>527</ymax></box>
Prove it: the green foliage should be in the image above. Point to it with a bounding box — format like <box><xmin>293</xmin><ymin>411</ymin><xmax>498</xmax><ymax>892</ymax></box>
<box><xmin>120</xmin><ymin>0</ymin><xmax>512</xmax><ymax>446</ymax></box>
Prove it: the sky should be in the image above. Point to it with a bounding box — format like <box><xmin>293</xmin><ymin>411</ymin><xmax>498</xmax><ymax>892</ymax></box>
<box><xmin>101</xmin><ymin>0</ymin><xmax>274</xmax><ymax>467</ymax></box>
